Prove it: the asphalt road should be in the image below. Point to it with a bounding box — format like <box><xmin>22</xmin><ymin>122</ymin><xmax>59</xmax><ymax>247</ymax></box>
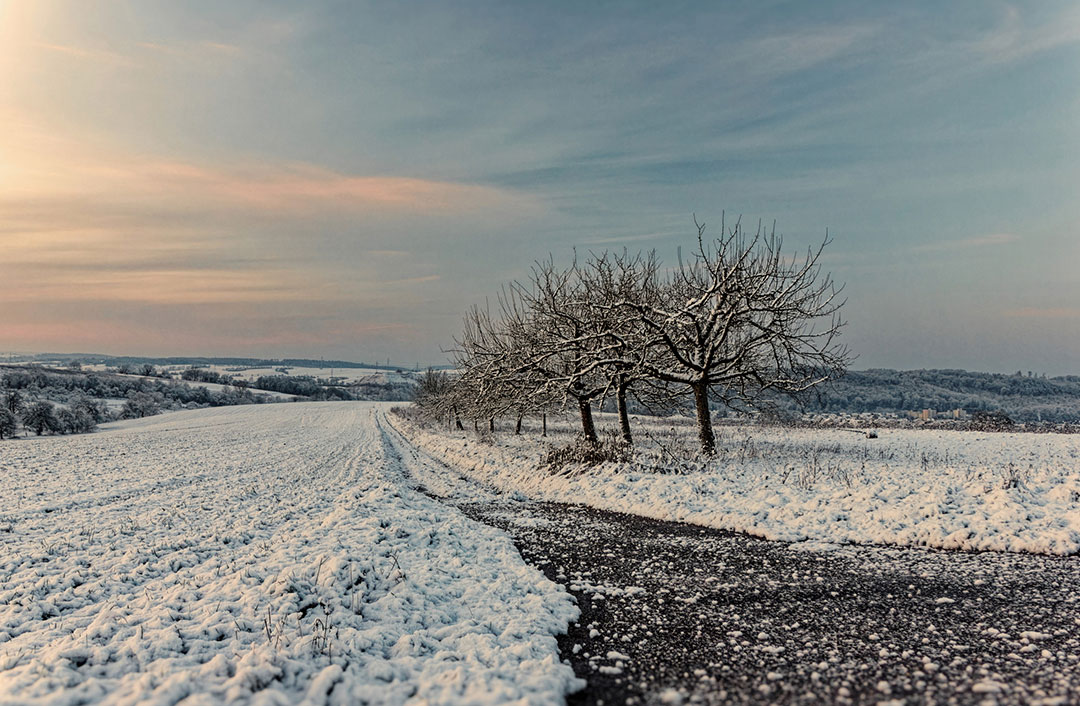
<box><xmin>454</xmin><ymin>500</ymin><xmax>1080</xmax><ymax>706</ymax></box>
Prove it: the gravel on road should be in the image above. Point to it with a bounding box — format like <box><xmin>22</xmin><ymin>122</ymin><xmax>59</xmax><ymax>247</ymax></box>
<box><xmin>455</xmin><ymin>500</ymin><xmax>1080</xmax><ymax>706</ymax></box>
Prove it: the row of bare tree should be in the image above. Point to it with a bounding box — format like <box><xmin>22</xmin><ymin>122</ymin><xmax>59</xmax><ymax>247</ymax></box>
<box><xmin>418</xmin><ymin>216</ymin><xmax>852</xmax><ymax>454</ymax></box>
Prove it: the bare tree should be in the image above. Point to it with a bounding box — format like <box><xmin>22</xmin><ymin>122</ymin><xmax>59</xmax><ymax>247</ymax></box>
<box><xmin>508</xmin><ymin>259</ymin><xmax>617</xmax><ymax>444</ymax></box>
<box><xmin>453</xmin><ymin>263</ymin><xmax>614</xmax><ymax>444</ymax></box>
<box><xmin>414</xmin><ymin>368</ymin><xmax>451</xmax><ymax>421</ymax></box>
<box><xmin>413</xmin><ymin>367</ymin><xmax>473</xmax><ymax>431</ymax></box>
<box><xmin>622</xmin><ymin>216</ymin><xmax>851</xmax><ymax>454</ymax></box>
<box><xmin>449</xmin><ymin>213</ymin><xmax>849</xmax><ymax>456</ymax></box>
<box><xmin>575</xmin><ymin>249</ymin><xmax>673</xmax><ymax>444</ymax></box>
<box><xmin>453</xmin><ymin>300</ymin><xmax>559</xmax><ymax>436</ymax></box>
<box><xmin>453</xmin><ymin>304</ymin><xmax>509</xmax><ymax>429</ymax></box>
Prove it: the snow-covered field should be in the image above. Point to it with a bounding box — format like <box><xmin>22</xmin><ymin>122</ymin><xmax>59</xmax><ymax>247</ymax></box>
<box><xmin>0</xmin><ymin>403</ymin><xmax>579</xmax><ymax>705</ymax></box>
<box><xmin>107</xmin><ymin>372</ymin><xmax>298</xmax><ymax>400</ymax></box>
<box><xmin>390</xmin><ymin>412</ymin><xmax>1080</xmax><ymax>555</ymax></box>
<box><xmin>51</xmin><ymin>362</ymin><xmax>415</xmax><ymax>387</ymax></box>
<box><xmin>193</xmin><ymin>365</ymin><xmax>417</xmax><ymax>386</ymax></box>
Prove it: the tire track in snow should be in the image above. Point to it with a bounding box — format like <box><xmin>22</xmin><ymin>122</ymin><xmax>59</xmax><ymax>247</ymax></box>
<box><xmin>0</xmin><ymin>403</ymin><xmax>580</xmax><ymax>705</ymax></box>
<box><xmin>378</xmin><ymin>410</ymin><xmax>507</xmax><ymax>502</ymax></box>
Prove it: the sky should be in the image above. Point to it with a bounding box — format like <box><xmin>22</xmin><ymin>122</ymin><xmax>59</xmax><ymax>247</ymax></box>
<box><xmin>1</xmin><ymin>1</ymin><xmax>1078</xmax><ymax>373</ymax></box>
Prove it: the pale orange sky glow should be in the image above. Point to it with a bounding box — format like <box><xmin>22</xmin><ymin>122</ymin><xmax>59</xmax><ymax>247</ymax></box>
<box><xmin>0</xmin><ymin>2</ymin><xmax>541</xmax><ymax>361</ymax></box>
<box><xmin>1</xmin><ymin>113</ymin><xmax>528</xmax><ymax>356</ymax></box>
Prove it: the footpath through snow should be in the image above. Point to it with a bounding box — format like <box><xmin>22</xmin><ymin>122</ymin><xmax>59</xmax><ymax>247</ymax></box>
<box><xmin>389</xmin><ymin>412</ymin><xmax>1080</xmax><ymax>555</ymax></box>
<box><xmin>0</xmin><ymin>402</ymin><xmax>580</xmax><ymax>705</ymax></box>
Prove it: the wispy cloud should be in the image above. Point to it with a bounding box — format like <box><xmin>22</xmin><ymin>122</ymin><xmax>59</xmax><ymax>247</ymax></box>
<box><xmin>380</xmin><ymin>275</ymin><xmax>442</xmax><ymax>286</ymax></box>
<box><xmin>579</xmin><ymin>231</ymin><xmax>673</xmax><ymax>246</ymax></box>
<box><xmin>136</xmin><ymin>40</ymin><xmax>243</xmax><ymax>58</ymax></box>
<box><xmin>0</xmin><ymin>111</ymin><xmax>539</xmax><ymax>238</ymax></box>
<box><xmin>911</xmin><ymin>233</ymin><xmax>1018</xmax><ymax>253</ymax></box>
<box><xmin>973</xmin><ymin>4</ymin><xmax>1080</xmax><ymax>64</ymax></box>
<box><xmin>202</xmin><ymin>41</ymin><xmax>243</xmax><ymax>55</ymax></box>
<box><xmin>0</xmin><ymin>111</ymin><xmax>534</xmax><ymax>354</ymax></box>
<box><xmin>116</xmin><ymin>161</ymin><xmax>528</xmax><ymax>215</ymax></box>
<box><xmin>744</xmin><ymin>23</ymin><xmax>881</xmax><ymax>77</ymax></box>
<box><xmin>6</xmin><ymin>267</ymin><xmax>329</xmax><ymax>306</ymax></box>
<box><xmin>1003</xmin><ymin>307</ymin><xmax>1080</xmax><ymax>319</ymax></box>
<box><xmin>30</xmin><ymin>41</ymin><xmax>131</xmax><ymax>66</ymax></box>
<box><xmin>367</xmin><ymin>250</ymin><xmax>413</xmax><ymax>258</ymax></box>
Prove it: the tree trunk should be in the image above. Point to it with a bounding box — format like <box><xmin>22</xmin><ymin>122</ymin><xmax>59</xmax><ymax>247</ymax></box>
<box><xmin>542</xmin><ymin>413</ymin><xmax>547</xmax><ymax>437</ymax></box>
<box><xmin>515</xmin><ymin>414</ymin><xmax>523</xmax><ymax>435</ymax></box>
<box><xmin>473</xmin><ymin>419</ymin><xmax>479</xmax><ymax>432</ymax></box>
<box><xmin>578</xmin><ymin>398</ymin><xmax>598</xmax><ymax>444</ymax></box>
<box><xmin>616</xmin><ymin>377</ymin><xmax>632</xmax><ymax>445</ymax></box>
<box><xmin>692</xmin><ymin>380</ymin><xmax>716</xmax><ymax>455</ymax></box>
<box><xmin>453</xmin><ymin>405</ymin><xmax>464</xmax><ymax>431</ymax></box>
<box><xmin>488</xmin><ymin>417</ymin><xmax>495</xmax><ymax>433</ymax></box>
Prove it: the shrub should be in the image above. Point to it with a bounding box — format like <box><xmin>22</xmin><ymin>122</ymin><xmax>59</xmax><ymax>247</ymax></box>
<box><xmin>970</xmin><ymin>410</ymin><xmax>1015</xmax><ymax>432</ymax></box>
<box><xmin>122</xmin><ymin>391</ymin><xmax>161</xmax><ymax>419</ymax></box>
<box><xmin>0</xmin><ymin>408</ymin><xmax>16</xmax><ymax>439</ymax></box>
<box><xmin>543</xmin><ymin>430</ymin><xmax>633</xmax><ymax>473</ymax></box>
<box><xmin>57</xmin><ymin>407</ymin><xmax>97</xmax><ymax>434</ymax></box>
<box><xmin>23</xmin><ymin>401</ymin><xmax>61</xmax><ymax>436</ymax></box>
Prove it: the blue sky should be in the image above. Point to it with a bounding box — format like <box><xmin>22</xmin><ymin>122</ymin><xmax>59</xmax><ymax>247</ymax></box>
<box><xmin>2</xmin><ymin>1</ymin><xmax>1078</xmax><ymax>372</ymax></box>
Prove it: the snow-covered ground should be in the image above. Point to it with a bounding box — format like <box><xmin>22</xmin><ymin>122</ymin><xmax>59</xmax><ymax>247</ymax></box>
<box><xmin>106</xmin><ymin>372</ymin><xmax>298</xmax><ymax>400</ymax></box>
<box><xmin>192</xmin><ymin>365</ymin><xmax>418</xmax><ymax>386</ymax></box>
<box><xmin>44</xmin><ymin>362</ymin><xmax>416</xmax><ymax>387</ymax></box>
<box><xmin>389</xmin><ymin>411</ymin><xmax>1080</xmax><ymax>555</ymax></box>
<box><xmin>0</xmin><ymin>402</ymin><xmax>580</xmax><ymax>705</ymax></box>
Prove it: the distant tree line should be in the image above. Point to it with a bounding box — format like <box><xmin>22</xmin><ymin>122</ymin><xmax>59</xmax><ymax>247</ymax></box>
<box><xmin>796</xmin><ymin>368</ymin><xmax>1080</xmax><ymax>423</ymax></box>
<box><xmin>179</xmin><ymin>368</ymin><xmax>415</xmax><ymax>401</ymax></box>
<box><xmin>180</xmin><ymin>367</ymin><xmax>235</xmax><ymax>385</ymax></box>
<box><xmin>251</xmin><ymin>375</ymin><xmax>355</xmax><ymax>400</ymax></box>
<box><xmin>0</xmin><ymin>366</ymin><xmax>268</xmax><ymax>439</ymax></box>
<box><xmin>416</xmin><ymin>216</ymin><xmax>850</xmax><ymax>454</ymax></box>
<box><xmin>11</xmin><ymin>354</ymin><xmax>416</xmax><ymax>373</ymax></box>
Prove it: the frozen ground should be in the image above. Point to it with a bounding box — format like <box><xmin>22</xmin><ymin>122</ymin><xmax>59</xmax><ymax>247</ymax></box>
<box><xmin>464</xmin><ymin>501</ymin><xmax>1080</xmax><ymax>706</ymax></box>
<box><xmin>193</xmin><ymin>365</ymin><xmax>417</xmax><ymax>386</ymax></box>
<box><xmin>5</xmin><ymin>401</ymin><xmax>1077</xmax><ymax>705</ymax></box>
<box><xmin>108</xmin><ymin>372</ymin><xmax>297</xmax><ymax>400</ymax></box>
<box><xmin>390</xmin><ymin>413</ymin><xmax>1080</xmax><ymax>555</ymax></box>
<box><xmin>0</xmin><ymin>402</ymin><xmax>580</xmax><ymax>705</ymax></box>
<box><xmin>44</xmin><ymin>362</ymin><xmax>414</xmax><ymax>388</ymax></box>
<box><xmin>381</xmin><ymin>410</ymin><xmax>1080</xmax><ymax>705</ymax></box>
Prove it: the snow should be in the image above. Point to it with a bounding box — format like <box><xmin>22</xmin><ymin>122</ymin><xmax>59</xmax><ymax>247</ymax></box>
<box><xmin>71</xmin><ymin>362</ymin><xmax>417</xmax><ymax>387</ymax></box>
<box><xmin>390</xmin><ymin>412</ymin><xmax>1080</xmax><ymax>555</ymax></box>
<box><xmin>0</xmin><ymin>402</ymin><xmax>580</xmax><ymax>705</ymax></box>
<box><xmin>164</xmin><ymin>378</ymin><xmax>297</xmax><ymax>400</ymax></box>
<box><xmin>196</xmin><ymin>365</ymin><xmax>417</xmax><ymax>386</ymax></box>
